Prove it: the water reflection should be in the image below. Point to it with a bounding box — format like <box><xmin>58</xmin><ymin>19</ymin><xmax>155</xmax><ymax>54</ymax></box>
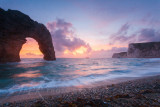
<box><xmin>13</xmin><ymin>70</ymin><xmax>42</xmax><ymax>78</ymax></box>
<box><xmin>18</xmin><ymin>82</ymin><xmax>41</xmax><ymax>88</ymax></box>
<box><xmin>62</xmin><ymin>69</ymin><xmax>111</xmax><ymax>77</ymax></box>
<box><xmin>1</xmin><ymin>58</ymin><xmax>160</xmax><ymax>96</ymax></box>
<box><xmin>15</xmin><ymin>62</ymin><xmax>47</xmax><ymax>68</ymax></box>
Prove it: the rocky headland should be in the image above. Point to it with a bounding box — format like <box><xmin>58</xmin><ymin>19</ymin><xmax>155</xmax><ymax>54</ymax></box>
<box><xmin>112</xmin><ymin>42</ymin><xmax>160</xmax><ymax>58</ymax></box>
<box><xmin>0</xmin><ymin>8</ymin><xmax>56</xmax><ymax>62</ymax></box>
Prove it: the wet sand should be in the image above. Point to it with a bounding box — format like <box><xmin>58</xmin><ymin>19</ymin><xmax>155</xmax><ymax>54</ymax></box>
<box><xmin>1</xmin><ymin>75</ymin><xmax>160</xmax><ymax>107</ymax></box>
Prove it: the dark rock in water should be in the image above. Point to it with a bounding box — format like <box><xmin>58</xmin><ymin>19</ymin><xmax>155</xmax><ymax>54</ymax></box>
<box><xmin>112</xmin><ymin>52</ymin><xmax>127</xmax><ymax>58</ymax></box>
<box><xmin>112</xmin><ymin>42</ymin><xmax>160</xmax><ymax>58</ymax></box>
<box><xmin>0</xmin><ymin>8</ymin><xmax>56</xmax><ymax>62</ymax></box>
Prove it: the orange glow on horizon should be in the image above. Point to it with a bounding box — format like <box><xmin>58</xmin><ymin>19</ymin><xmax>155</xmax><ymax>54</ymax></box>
<box><xmin>93</xmin><ymin>44</ymin><xmax>128</xmax><ymax>51</ymax></box>
<box><xmin>20</xmin><ymin>38</ymin><xmax>43</xmax><ymax>58</ymax></box>
<box><xmin>64</xmin><ymin>46</ymin><xmax>87</xmax><ymax>56</ymax></box>
<box><xmin>20</xmin><ymin>38</ymin><xmax>127</xmax><ymax>58</ymax></box>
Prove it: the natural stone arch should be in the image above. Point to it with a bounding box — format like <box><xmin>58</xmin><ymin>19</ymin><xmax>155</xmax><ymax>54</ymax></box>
<box><xmin>0</xmin><ymin>8</ymin><xmax>56</xmax><ymax>62</ymax></box>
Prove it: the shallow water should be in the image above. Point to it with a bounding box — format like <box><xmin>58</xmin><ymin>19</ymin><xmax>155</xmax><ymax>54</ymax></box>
<box><xmin>0</xmin><ymin>58</ymin><xmax>160</xmax><ymax>96</ymax></box>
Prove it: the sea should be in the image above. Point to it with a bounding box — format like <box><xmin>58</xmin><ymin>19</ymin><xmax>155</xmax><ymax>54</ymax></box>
<box><xmin>0</xmin><ymin>58</ymin><xmax>160</xmax><ymax>99</ymax></box>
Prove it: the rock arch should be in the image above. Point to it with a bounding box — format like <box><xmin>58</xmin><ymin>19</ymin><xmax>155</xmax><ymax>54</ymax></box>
<box><xmin>0</xmin><ymin>8</ymin><xmax>56</xmax><ymax>62</ymax></box>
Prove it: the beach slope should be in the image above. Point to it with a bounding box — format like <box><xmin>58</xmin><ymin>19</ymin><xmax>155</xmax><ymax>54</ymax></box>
<box><xmin>1</xmin><ymin>75</ymin><xmax>160</xmax><ymax>106</ymax></box>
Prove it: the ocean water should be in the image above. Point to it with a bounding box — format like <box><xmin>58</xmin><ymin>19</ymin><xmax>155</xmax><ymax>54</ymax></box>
<box><xmin>0</xmin><ymin>58</ymin><xmax>160</xmax><ymax>96</ymax></box>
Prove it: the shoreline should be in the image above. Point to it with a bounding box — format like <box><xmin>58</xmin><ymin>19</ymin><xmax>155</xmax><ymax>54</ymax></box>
<box><xmin>0</xmin><ymin>76</ymin><xmax>141</xmax><ymax>103</ymax></box>
<box><xmin>1</xmin><ymin>75</ymin><xmax>160</xmax><ymax>106</ymax></box>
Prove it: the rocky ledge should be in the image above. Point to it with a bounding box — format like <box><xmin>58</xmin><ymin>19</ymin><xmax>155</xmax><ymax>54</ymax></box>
<box><xmin>112</xmin><ymin>42</ymin><xmax>160</xmax><ymax>58</ymax></box>
<box><xmin>0</xmin><ymin>8</ymin><xmax>56</xmax><ymax>62</ymax></box>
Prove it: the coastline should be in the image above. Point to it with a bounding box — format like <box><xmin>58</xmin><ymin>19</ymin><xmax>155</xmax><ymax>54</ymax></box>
<box><xmin>1</xmin><ymin>75</ymin><xmax>160</xmax><ymax>106</ymax></box>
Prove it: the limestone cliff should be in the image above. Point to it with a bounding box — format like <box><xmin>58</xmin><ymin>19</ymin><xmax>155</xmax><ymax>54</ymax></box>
<box><xmin>127</xmin><ymin>42</ymin><xmax>160</xmax><ymax>58</ymax></box>
<box><xmin>0</xmin><ymin>8</ymin><xmax>56</xmax><ymax>62</ymax></box>
<box><xmin>112</xmin><ymin>42</ymin><xmax>160</xmax><ymax>58</ymax></box>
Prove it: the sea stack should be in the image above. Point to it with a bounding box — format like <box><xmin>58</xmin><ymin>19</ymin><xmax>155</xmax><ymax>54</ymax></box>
<box><xmin>112</xmin><ymin>42</ymin><xmax>160</xmax><ymax>58</ymax></box>
<box><xmin>0</xmin><ymin>8</ymin><xmax>56</xmax><ymax>62</ymax></box>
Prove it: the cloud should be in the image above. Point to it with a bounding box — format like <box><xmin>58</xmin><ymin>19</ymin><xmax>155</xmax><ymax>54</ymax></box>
<box><xmin>25</xmin><ymin>53</ymin><xmax>43</xmax><ymax>57</ymax></box>
<box><xmin>109</xmin><ymin>23</ymin><xmax>136</xmax><ymax>45</ymax></box>
<box><xmin>46</xmin><ymin>19</ymin><xmax>92</xmax><ymax>56</ymax></box>
<box><xmin>109</xmin><ymin>23</ymin><xmax>160</xmax><ymax>45</ymax></box>
<box><xmin>137</xmin><ymin>28</ymin><xmax>160</xmax><ymax>42</ymax></box>
<box><xmin>46</xmin><ymin>20</ymin><xmax>132</xmax><ymax>58</ymax></box>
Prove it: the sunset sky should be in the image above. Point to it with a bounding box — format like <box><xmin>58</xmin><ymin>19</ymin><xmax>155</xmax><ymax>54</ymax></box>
<box><xmin>1</xmin><ymin>0</ymin><xmax>160</xmax><ymax>58</ymax></box>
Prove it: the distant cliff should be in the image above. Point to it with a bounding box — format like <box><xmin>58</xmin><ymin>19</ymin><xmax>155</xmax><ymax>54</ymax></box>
<box><xmin>112</xmin><ymin>42</ymin><xmax>160</xmax><ymax>58</ymax></box>
<box><xmin>112</xmin><ymin>52</ymin><xmax>127</xmax><ymax>58</ymax></box>
<box><xmin>0</xmin><ymin>8</ymin><xmax>56</xmax><ymax>62</ymax></box>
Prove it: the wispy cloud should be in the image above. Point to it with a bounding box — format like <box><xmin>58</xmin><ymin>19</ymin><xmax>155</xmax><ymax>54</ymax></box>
<box><xmin>25</xmin><ymin>53</ymin><xmax>42</xmax><ymax>56</ymax></box>
<box><xmin>109</xmin><ymin>23</ymin><xmax>160</xmax><ymax>45</ymax></box>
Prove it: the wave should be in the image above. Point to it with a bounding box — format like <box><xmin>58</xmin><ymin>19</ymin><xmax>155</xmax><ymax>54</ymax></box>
<box><xmin>1</xmin><ymin>58</ymin><xmax>160</xmax><ymax>96</ymax></box>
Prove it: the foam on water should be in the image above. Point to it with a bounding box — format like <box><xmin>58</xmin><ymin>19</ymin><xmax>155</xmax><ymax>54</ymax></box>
<box><xmin>0</xmin><ymin>58</ymin><xmax>160</xmax><ymax>96</ymax></box>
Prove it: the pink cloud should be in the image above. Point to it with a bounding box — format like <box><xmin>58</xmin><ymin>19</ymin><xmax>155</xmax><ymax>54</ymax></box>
<box><xmin>46</xmin><ymin>19</ymin><xmax>92</xmax><ymax>57</ymax></box>
<box><xmin>109</xmin><ymin>23</ymin><xmax>160</xmax><ymax>45</ymax></box>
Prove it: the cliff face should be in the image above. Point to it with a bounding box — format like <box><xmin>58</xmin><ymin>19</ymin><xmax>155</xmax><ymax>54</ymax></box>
<box><xmin>127</xmin><ymin>42</ymin><xmax>160</xmax><ymax>58</ymax></box>
<box><xmin>112</xmin><ymin>42</ymin><xmax>160</xmax><ymax>58</ymax></box>
<box><xmin>0</xmin><ymin>8</ymin><xmax>56</xmax><ymax>62</ymax></box>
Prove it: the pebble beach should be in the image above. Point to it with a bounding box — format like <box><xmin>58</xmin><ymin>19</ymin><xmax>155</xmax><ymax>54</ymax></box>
<box><xmin>1</xmin><ymin>75</ymin><xmax>160</xmax><ymax>107</ymax></box>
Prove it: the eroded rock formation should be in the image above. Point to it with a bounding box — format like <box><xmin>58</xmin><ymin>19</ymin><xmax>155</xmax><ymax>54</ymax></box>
<box><xmin>112</xmin><ymin>42</ymin><xmax>160</xmax><ymax>58</ymax></box>
<box><xmin>0</xmin><ymin>8</ymin><xmax>56</xmax><ymax>62</ymax></box>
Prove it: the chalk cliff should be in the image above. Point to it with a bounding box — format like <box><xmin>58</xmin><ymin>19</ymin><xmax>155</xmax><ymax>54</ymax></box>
<box><xmin>112</xmin><ymin>42</ymin><xmax>160</xmax><ymax>58</ymax></box>
<box><xmin>127</xmin><ymin>42</ymin><xmax>160</xmax><ymax>58</ymax></box>
<box><xmin>0</xmin><ymin>8</ymin><xmax>56</xmax><ymax>62</ymax></box>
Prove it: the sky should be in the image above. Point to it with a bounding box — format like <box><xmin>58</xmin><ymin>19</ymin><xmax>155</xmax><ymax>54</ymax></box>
<box><xmin>1</xmin><ymin>0</ymin><xmax>160</xmax><ymax>58</ymax></box>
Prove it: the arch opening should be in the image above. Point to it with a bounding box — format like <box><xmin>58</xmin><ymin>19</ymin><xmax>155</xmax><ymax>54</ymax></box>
<box><xmin>20</xmin><ymin>38</ymin><xmax>43</xmax><ymax>59</ymax></box>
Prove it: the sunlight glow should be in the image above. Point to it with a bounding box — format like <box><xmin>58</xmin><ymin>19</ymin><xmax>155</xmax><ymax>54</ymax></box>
<box><xmin>20</xmin><ymin>38</ymin><xmax>43</xmax><ymax>58</ymax></box>
<box><xmin>13</xmin><ymin>70</ymin><xmax>42</xmax><ymax>78</ymax></box>
<box><xmin>64</xmin><ymin>46</ymin><xmax>87</xmax><ymax>56</ymax></box>
<box><xmin>93</xmin><ymin>44</ymin><xmax>128</xmax><ymax>51</ymax></box>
